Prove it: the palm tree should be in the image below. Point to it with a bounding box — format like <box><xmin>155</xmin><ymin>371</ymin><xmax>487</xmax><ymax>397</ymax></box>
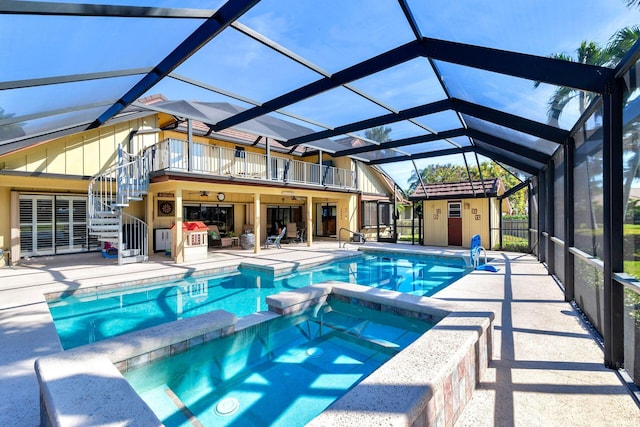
<box><xmin>0</xmin><ymin>107</ymin><xmax>26</xmax><ymax>142</ymax></box>
<box><xmin>364</xmin><ymin>126</ymin><xmax>392</xmax><ymax>143</ymax></box>
<box><xmin>606</xmin><ymin>25</ymin><xmax>640</xmax><ymax>62</ymax></box>
<box><xmin>534</xmin><ymin>41</ymin><xmax>608</xmax><ymax>125</ymax></box>
<box><xmin>536</xmin><ymin>27</ymin><xmax>639</xmax><ymax>124</ymax></box>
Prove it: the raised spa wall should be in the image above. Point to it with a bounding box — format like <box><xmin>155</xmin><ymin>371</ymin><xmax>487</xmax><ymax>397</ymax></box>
<box><xmin>35</xmin><ymin>281</ymin><xmax>494</xmax><ymax>427</ymax></box>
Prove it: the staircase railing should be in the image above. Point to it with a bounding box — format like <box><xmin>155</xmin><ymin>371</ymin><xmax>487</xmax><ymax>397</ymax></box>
<box><xmin>118</xmin><ymin>211</ymin><xmax>149</xmax><ymax>265</ymax></box>
<box><xmin>88</xmin><ymin>147</ymin><xmax>149</xmax><ymax>265</ymax></box>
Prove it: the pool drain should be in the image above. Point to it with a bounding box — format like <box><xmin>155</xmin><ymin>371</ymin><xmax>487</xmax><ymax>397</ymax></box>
<box><xmin>306</xmin><ymin>347</ymin><xmax>324</xmax><ymax>358</ymax></box>
<box><xmin>215</xmin><ymin>397</ymin><xmax>240</xmax><ymax>416</ymax></box>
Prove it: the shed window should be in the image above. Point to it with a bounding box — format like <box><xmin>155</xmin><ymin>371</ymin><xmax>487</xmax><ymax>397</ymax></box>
<box><xmin>448</xmin><ymin>202</ymin><xmax>462</xmax><ymax>218</ymax></box>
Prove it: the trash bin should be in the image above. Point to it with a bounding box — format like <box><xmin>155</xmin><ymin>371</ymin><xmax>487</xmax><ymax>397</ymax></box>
<box><xmin>240</xmin><ymin>233</ymin><xmax>255</xmax><ymax>250</ymax></box>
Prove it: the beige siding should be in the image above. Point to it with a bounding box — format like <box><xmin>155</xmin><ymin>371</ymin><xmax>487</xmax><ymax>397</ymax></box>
<box><xmin>490</xmin><ymin>198</ymin><xmax>501</xmax><ymax>248</ymax></box>
<box><xmin>358</xmin><ymin>164</ymin><xmax>389</xmax><ymax>195</ymax></box>
<box><xmin>0</xmin><ymin>117</ymin><xmax>157</xmax><ymax>176</ymax></box>
<box><xmin>83</xmin><ymin>130</ymin><xmax>101</xmax><ymax>175</ymax></box>
<box><xmin>0</xmin><ymin>187</ymin><xmax>9</xmax><ymax>249</ymax></box>
<box><xmin>47</xmin><ymin>137</ymin><xmax>66</xmax><ymax>172</ymax></box>
<box><xmin>462</xmin><ymin>199</ymin><xmax>489</xmax><ymax>248</ymax></box>
<box><xmin>26</xmin><ymin>148</ymin><xmax>47</xmax><ymax>173</ymax></box>
<box><xmin>423</xmin><ymin>200</ymin><xmax>448</xmax><ymax>246</ymax></box>
<box><xmin>423</xmin><ymin>198</ymin><xmax>499</xmax><ymax>248</ymax></box>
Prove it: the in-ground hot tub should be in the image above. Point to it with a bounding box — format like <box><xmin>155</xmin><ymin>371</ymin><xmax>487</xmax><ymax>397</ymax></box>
<box><xmin>36</xmin><ymin>281</ymin><xmax>493</xmax><ymax>426</ymax></box>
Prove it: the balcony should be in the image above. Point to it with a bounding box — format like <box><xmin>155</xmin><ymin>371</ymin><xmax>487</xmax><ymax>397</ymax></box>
<box><xmin>145</xmin><ymin>139</ymin><xmax>357</xmax><ymax>191</ymax></box>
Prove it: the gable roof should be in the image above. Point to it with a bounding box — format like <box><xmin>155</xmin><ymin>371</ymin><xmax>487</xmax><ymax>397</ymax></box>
<box><xmin>409</xmin><ymin>178</ymin><xmax>504</xmax><ymax>200</ymax></box>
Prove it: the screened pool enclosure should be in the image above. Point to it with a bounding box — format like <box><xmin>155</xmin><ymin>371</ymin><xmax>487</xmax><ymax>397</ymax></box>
<box><xmin>1</xmin><ymin>0</ymin><xmax>640</xmax><ymax>387</ymax></box>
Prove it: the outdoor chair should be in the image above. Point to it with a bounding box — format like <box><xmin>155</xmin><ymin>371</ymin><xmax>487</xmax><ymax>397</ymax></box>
<box><xmin>265</xmin><ymin>227</ymin><xmax>286</xmax><ymax>249</ymax></box>
<box><xmin>208</xmin><ymin>225</ymin><xmax>232</xmax><ymax>248</ymax></box>
<box><xmin>285</xmin><ymin>222</ymin><xmax>299</xmax><ymax>243</ymax></box>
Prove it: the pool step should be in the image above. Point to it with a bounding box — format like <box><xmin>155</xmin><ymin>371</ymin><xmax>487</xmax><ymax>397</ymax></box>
<box><xmin>307</xmin><ymin>319</ymin><xmax>400</xmax><ymax>355</ymax></box>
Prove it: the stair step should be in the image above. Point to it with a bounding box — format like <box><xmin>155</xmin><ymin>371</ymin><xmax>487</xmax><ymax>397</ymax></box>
<box><xmin>95</xmin><ymin>210</ymin><xmax>117</xmax><ymax>216</ymax></box>
<box><xmin>121</xmin><ymin>255</ymin><xmax>148</xmax><ymax>264</ymax></box>
<box><xmin>89</xmin><ymin>225</ymin><xmax>120</xmax><ymax>232</ymax></box>
<box><xmin>92</xmin><ymin>233</ymin><xmax>119</xmax><ymax>240</ymax></box>
<box><xmin>127</xmin><ymin>197</ymin><xmax>143</xmax><ymax>201</ymax></box>
<box><xmin>89</xmin><ymin>218</ymin><xmax>119</xmax><ymax>225</ymax></box>
<box><xmin>111</xmin><ymin>203</ymin><xmax>129</xmax><ymax>207</ymax></box>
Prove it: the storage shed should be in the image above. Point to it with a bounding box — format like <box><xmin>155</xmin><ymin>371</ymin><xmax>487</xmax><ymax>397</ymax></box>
<box><xmin>410</xmin><ymin>179</ymin><xmax>506</xmax><ymax>249</ymax></box>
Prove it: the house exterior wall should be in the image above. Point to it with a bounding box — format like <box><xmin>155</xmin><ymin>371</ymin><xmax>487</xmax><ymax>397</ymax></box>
<box><xmin>422</xmin><ymin>197</ymin><xmax>498</xmax><ymax>248</ymax></box>
<box><xmin>358</xmin><ymin>163</ymin><xmax>389</xmax><ymax>196</ymax></box>
<box><xmin>461</xmin><ymin>198</ymin><xmax>490</xmax><ymax>249</ymax></box>
<box><xmin>490</xmin><ymin>198</ymin><xmax>501</xmax><ymax>248</ymax></box>
<box><xmin>423</xmin><ymin>200</ymin><xmax>448</xmax><ymax>246</ymax></box>
<box><xmin>0</xmin><ymin>186</ymin><xmax>9</xmax><ymax>250</ymax></box>
<box><xmin>0</xmin><ymin>113</ymin><xmax>389</xmax><ymax>263</ymax></box>
<box><xmin>2</xmin><ymin>118</ymin><xmax>157</xmax><ymax>176</ymax></box>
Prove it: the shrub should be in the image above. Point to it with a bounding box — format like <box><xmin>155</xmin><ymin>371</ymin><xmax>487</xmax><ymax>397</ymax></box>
<box><xmin>494</xmin><ymin>235</ymin><xmax>529</xmax><ymax>253</ymax></box>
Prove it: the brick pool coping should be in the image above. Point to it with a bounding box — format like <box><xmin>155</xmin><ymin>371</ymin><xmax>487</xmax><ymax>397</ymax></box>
<box><xmin>35</xmin><ymin>281</ymin><xmax>493</xmax><ymax>426</ymax></box>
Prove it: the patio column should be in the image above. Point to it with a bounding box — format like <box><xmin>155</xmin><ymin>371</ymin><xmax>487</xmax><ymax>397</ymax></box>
<box><xmin>146</xmin><ymin>190</ymin><xmax>154</xmax><ymax>257</ymax></box>
<box><xmin>187</xmin><ymin>119</ymin><xmax>193</xmax><ymax>172</ymax></box>
<box><xmin>306</xmin><ymin>197</ymin><xmax>313</xmax><ymax>246</ymax></box>
<box><xmin>254</xmin><ymin>193</ymin><xmax>261</xmax><ymax>254</ymax></box>
<box><xmin>174</xmin><ymin>185</ymin><xmax>184</xmax><ymax>264</ymax></box>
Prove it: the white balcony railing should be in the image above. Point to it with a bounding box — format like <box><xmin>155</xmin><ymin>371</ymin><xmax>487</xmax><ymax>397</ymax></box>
<box><xmin>146</xmin><ymin>139</ymin><xmax>357</xmax><ymax>190</ymax></box>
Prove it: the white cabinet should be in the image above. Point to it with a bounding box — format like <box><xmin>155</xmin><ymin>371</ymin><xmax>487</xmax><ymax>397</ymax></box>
<box><xmin>154</xmin><ymin>228</ymin><xmax>171</xmax><ymax>252</ymax></box>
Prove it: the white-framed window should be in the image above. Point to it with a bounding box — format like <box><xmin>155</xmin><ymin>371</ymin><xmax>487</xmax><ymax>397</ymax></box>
<box><xmin>448</xmin><ymin>201</ymin><xmax>462</xmax><ymax>218</ymax></box>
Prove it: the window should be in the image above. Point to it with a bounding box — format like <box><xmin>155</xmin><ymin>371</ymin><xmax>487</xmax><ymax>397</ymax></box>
<box><xmin>362</xmin><ymin>201</ymin><xmax>391</xmax><ymax>227</ymax></box>
<box><xmin>184</xmin><ymin>204</ymin><xmax>234</xmax><ymax>236</ymax></box>
<box><xmin>448</xmin><ymin>202</ymin><xmax>462</xmax><ymax>218</ymax></box>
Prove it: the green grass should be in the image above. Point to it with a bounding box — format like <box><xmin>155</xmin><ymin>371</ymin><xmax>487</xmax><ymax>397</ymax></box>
<box><xmin>624</xmin><ymin>260</ymin><xmax>640</xmax><ymax>280</ymax></box>
<box><xmin>494</xmin><ymin>235</ymin><xmax>529</xmax><ymax>253</ymax></box>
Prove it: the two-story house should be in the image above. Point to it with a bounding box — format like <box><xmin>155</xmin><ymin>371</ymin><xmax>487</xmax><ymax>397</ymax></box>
<box><xmin>0</xmin><ymin>95</ymin><xmax>398</xmax><ymax>264</ymax></box>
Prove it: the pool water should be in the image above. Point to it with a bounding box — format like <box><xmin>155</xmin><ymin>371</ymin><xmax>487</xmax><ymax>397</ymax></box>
<box><xmin>124</xmin><ymin>299</ymin><xmax>434</xmax><ymax>426</ymax></box>
<box><xmin>48</xmin><ymin>252</ymin><xmax>470</xmax><ymax>349</ymax></box>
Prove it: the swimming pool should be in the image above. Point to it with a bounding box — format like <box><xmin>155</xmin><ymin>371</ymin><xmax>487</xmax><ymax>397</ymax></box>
<box><xmin>48</xmin><ymin>251</ymin><xmax>471</xmax><ymax>349</ymax></box>
<box><xmin>123</xmin><ymin>298</ymin><xmax>435</xmax><ymax>426</ymax></box>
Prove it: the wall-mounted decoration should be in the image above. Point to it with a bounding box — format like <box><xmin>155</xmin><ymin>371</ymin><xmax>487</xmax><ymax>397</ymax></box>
<box><xmin>158</xmin><ymin>200</ymin><xmax>175</xmax><ymax>217</ymax></box>
<box><xmin>472</xmin><ymin>208</ymin><xmax>478</xmax><ymax>214</ymax></box>
<box><xmin>436</xmin><ymin>208</ymin><xmax>441</xmax><ymax>214</ymax></box>
<box><xmin>157</xmin><ymin>192</ymin><xmax>174</xmax><ymax>198</ymax></box>
<box><xmin>433</xmin><ymin>214</ymin><xmax>439</xmax><ymax>220</ymax></box>
<box><xmin>475</xmin><ymin>214</ymin><xmax>481</xmax><ymax>221</ymax></box>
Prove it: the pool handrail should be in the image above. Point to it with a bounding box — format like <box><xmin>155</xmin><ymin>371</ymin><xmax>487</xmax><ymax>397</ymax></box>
<box><xmin>338</xmin><ymin>227</ymin><xmax>366</xmax><ymax>249</ymax></box>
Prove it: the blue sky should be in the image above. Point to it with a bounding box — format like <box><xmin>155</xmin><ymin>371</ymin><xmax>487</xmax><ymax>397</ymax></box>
<box><xmin>2</xmin><ymin>0</ymin><xmax>640</xmax><ymax>188</ymax></box>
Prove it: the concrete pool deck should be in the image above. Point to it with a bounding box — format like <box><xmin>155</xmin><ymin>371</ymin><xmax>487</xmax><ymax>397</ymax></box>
<box><xmin>1</xmin><ymin>241</ymin><xmax>639</xmax><ymax>426</ymax></box>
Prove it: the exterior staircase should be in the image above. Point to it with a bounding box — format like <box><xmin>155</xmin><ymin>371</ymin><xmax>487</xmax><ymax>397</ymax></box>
<box><xmin>88</xmin><ymin>147</ymin><xmax>150</xmax><ymax>265</ymax></box>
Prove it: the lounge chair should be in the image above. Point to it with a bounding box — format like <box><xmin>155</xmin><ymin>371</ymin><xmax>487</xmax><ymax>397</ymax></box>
<box><xmin>265</xmin><ymin>227</ymin><xmax>286</xmax><ymax>249</ymax></box>
<box><xmin>208</xmin><ymin>225</ymin><xmax>232</xmax><ymax>248</ymax></box>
